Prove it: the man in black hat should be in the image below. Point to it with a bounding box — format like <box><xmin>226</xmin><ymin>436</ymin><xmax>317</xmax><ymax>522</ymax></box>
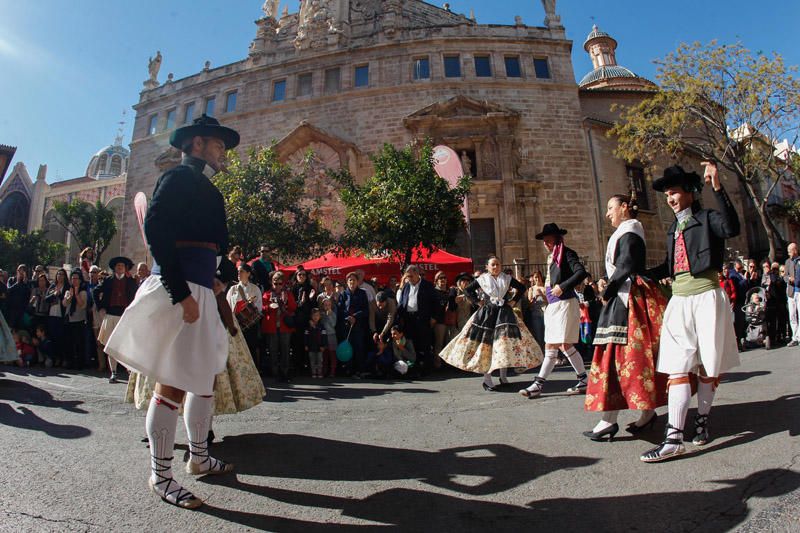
<box><xmin>105</xmin><ymin>115</ymin><xmax>239</xmax><ymax>508</ymax></box>
<box><xmin>94</xmin><ymin>256</ymin><xmax>138</xmax><ymax>383</ymax></box>
<box><xmin>519</xmin><ymin>223</ymin><xmax>588</xmax><ymax>399</ymax></box>
<box><xmin>640</xmin><ymin>162</ymin><xmax>740</xmax><ymax>463</ymax></box>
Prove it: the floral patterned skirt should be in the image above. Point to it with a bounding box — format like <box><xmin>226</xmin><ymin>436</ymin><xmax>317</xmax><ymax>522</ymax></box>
<box><xmin>439</xmin><ymin>303</ymin><xmax>543</xmax><ymax>375</ymax></box>
<box><xmin>585</xmin><ymin>277</ymin><xmax>669</xmax><ymax>412</ymax></box>
<box><xmin>126</xmin><ymin>321</ymin><xmax>266</xmax><ymax>415</ymax></box>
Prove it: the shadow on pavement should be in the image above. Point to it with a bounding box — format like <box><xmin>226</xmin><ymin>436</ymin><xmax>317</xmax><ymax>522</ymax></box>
<box><xmin>720</xmin><ymin>370</ymin><xmax>771</xmax><ymax>384</ymax></box>
<box><xmin>198</xmin><ymin>468</ymin><xmax>800</xmax><ymax>532</ymax></box>
<box><xmin>686</xmin><ymin>394</ymin><xmax>799</xmax><ymax>457</ymax></box>
<box><xmin>265</xmin><ymin>384</ymin><xmax>438</xmax><ymax>402</ymax></box>
<box><xmin>0</xmin><ymin>403</ymin><xmax>91</xmax><ymax>439</ymax></box>
<box><xmin>0</xmin><ymin>378</ymin><xmax>87</xmax><ymax>413</ymax></box>
<box><xmin>208</xmin><ymin>433</ymin><xmax>597</xmax><ymax>497</ymax></box>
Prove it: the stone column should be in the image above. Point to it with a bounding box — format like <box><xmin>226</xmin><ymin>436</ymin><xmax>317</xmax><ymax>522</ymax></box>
<box><xmin>497</xmin><ymin>134</ymin><xmax>524</xmax><ymax>260</ymax></box>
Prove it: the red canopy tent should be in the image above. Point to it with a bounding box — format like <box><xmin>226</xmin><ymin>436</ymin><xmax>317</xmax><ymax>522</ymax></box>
<box><xmin>284</xmin><ymin>247</ymin><xmax>473</xmax><ymax>285</ymax></box>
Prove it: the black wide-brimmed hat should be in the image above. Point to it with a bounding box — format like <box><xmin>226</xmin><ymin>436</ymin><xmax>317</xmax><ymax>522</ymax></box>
<box><xmin>108</xmin><ymin>256</ymin><xmax>134</xmax><ymax>270</ymax></box>
<box><xmin>652</xmin><ymin>165</ymin><xmax>703</xmax><ymax>193</ymax></box>
<box><xmin>169</xmin><ymin>114</ymin><xmax>240</xmax><ymax>150</ymax></box>
<box><xmin>535</xmin><ymin>223</ymin><xmax>568</xmax><ymax>240</ymax></box>
<box><xmin>455</xmin><ymin>272</ymin><xmax>473</xmax><ymax>283</ymax></box>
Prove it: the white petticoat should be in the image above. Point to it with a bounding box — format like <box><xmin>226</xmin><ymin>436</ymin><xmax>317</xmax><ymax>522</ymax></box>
<box><xmin>97</xmin><ymin>313</ymin><xmax>121</xmax><ymax>345</ymax></box>
<box><xmin>657</xmin><ymin>287</ymin><xmax>739</xmax><ymax>378</ymax></box>
<box><xmin>544</xmin><ymin>298</ymin><xmax>580</xmax><ymax>344</ymax></box>
<box><xmin>104</xmin><ymin>275</ymin><xmax>228</xmax><ymax>395</ymax></box>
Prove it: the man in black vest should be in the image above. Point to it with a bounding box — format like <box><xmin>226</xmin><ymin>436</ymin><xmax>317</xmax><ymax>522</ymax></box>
<box><xmin>94</xmin><ymin>256</ymin><xmax>138</xmax><ymax>383</ymax></box>
<box><xmin>105</xmin><ymin>115</ymin><xmax>238</xmax><ymax>508</ymax></box>
<box><xmin>641</xmin><ymin>162</ymin><xmax>740</xmax><ymax>463</ymax></box>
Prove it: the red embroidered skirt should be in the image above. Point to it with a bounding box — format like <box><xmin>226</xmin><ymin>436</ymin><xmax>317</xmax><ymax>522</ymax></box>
<box><xmin>586</xmin><ymin>277</ymin><xmax>669</xmax><ymax>412</ymax></box>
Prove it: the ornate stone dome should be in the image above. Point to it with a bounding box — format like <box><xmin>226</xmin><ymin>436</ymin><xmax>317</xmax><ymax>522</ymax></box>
<box><xmin>86</xmin><ymin>143</ymin><xmax>129</xmax><ymax>179</ymax></box>
<box><xmin>579</xmin><ymin>24</ymin><xmax>655</xmax><ymax>91</ymax></box>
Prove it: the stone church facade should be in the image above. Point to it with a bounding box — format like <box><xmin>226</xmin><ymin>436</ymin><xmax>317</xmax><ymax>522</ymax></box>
<box><xmin>0</xmin><ymin>141</ymin><xmax>128</xmax><ymax>267</ymax></box>
<box><xmin>120</xmin><ymin>0</ymin><xmax>751</xmax><ymax>270</ymax></box>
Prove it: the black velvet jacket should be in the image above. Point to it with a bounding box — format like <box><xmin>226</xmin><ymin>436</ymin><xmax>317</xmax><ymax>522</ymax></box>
<box><xmin>547</xmin><ymin>246</ymin><xmax>588</xmax><ymax>295</ymax></box>
<box><xmin>603</xmin><ymin>233</ymin><xmax>646</xmax><ymax>301</ymax></box>
<box><xmin>144</xmin><ymin>156</ymin><xmax>230</xmax><ymax>304</ymax></box>
<box><xmin>647</xmin><ymin>187</ymin><xmax>740</xmax><ymax>281</ymax></box>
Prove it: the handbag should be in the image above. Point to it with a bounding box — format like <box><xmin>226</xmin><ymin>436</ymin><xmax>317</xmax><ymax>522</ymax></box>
<box><xmin>234</xmin><ymin>284</ymin><xmax>262</xmax><ymax>331</ymax></box>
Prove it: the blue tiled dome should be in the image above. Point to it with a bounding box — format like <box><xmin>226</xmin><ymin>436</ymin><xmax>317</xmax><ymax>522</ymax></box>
<box><xmin>579</xmin><ymin>65</ymin><xmax>637</xmax><ymax>87</ymax></box>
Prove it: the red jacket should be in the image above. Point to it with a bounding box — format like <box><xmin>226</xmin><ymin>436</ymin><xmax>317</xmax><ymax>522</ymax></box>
<box><xmin>261</xmin><ymin>289</ymin><xmax>297</xmax><ymax>334</ymax></box>
<box><xmin>720</xmin><ymin>278</ymin><xmax>736</xmax><ymax>309</ymax></box>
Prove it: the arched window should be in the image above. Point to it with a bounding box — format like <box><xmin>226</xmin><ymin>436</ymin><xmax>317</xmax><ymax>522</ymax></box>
<box><xmin>0</xmin><ymin>192</ymin><xmax>30</xmax><ymax>232</ymax></box>
<box><xmin>97</xmin><ymin>154</ymin><xmax>109</xmax><ymax>175</ymax></box>
<box><xmin>110</xmin><ymin>155</ymin><xmax>122</xmax><ymax>176</ymax></box>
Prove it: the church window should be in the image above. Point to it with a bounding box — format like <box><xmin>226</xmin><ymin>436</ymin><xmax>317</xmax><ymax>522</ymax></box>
<box><xmin>297</xmin><ymin>73</ymin><xmax>313</xmax><ymax>97</ymax></box>
<box><xmin>184</xmin><ymin>102</ymin><xmax>195</xmax><ymax>124</ymax></box>
<box><xmin>324</xmin><ymin>68</ymin><xmax>341</xmax><ymax>94</ymax></box>
<box><xmin>444</xmin><ymin>55</ymin><xmax>461</xmax><ymax>78</ymax></box>
<box><xmin>626</xmin><ymin>164</ymin><xmax>651</xmax><ymax>211</ymax></box>
<box><xmin>273</xmin><ymin>80</ymin><xmax>286</xmax><ymax>102</ymax></box>
<box><xmin>97</xmin><ymin>154</ymin><xmax>108</xmax><ymax>173</ymax></box>
<box><xmin>148</xmin><ymin>115</ymin><xmax>158</xmax><ymax>136</ymax></box>
<box><xmin>504</xmin><ymin>56</ymin><xmax>522</xmax><ymax>78</ymax></box>
<box><xmin>205</xmin><ymin>96</ymin><xmax>216</xmax><ymax>117</ymax></box>
<box><xmin>166</xmin><ymin>108</ymin><xmax>176</xmax><ymax>129</ymax></box>
<box><xmin>0</xmin><ymin>192</ymin><xmax>30</xmax><ymax>232</ymax></box>
<box><xmin>413</xmin><ymin>57</ymin><xmax>430</xmax><ymax>80</ymax></box>
<box><xmin>110</xmin><ymin>155</ymin><xmax>122</xmax><ymax>176</ymax></box>
<box><xmin>225</xmin><ymin>91</ymin><xmax>237</xmax><ymax>113</ymax></box>
<box><xmin>354</xmin><ymin>65</ymin><xmax>369</xmax><ymax>88</ymax></box>
<box><xmin>474</xmin><ymin>56</ymin><xmax>492</xmax><ymax>77</ymax></box>
<box><xmin>533</xmin><ymin>58</ymin><xmax>551</xmax><ymax>79</ymax></box>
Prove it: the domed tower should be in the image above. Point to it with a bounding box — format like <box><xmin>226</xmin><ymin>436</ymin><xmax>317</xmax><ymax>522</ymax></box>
<box><xmin>579</xmin><ymin>25</ymin><xmax>656</xmax><ymax>91</ymax></box>
<box><xmin>86</xmin><ymin>139</ymin><xmax>130</xmax><ymax>179</ymax></box>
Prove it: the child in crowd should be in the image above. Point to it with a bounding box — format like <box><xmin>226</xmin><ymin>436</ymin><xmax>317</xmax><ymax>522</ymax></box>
<box><xmin>390</xmin><ymin>325</ymin><xmax>416</xmax><ymax>377</ymax></box>
<box><xmin>32</xmin><ymin>324</ymin><xmax>54</xmax><ymax>368</ymax></box>
<box><xmin>304</xmin><ymin>308</ymin><xmax>325</xmax><ymax>378</ymax></box>
<box><xmin>14</xmin><ymin>330</ymin><xmax>36</xmax><ymax>367</ymax></box>
<box><xmin>320</xmin><ymin>297</ymin><xmax>338</xmax><ymax>378</ymax></box>
<box><xmin>363</xmin><ymin>335</ymin><xmax>394</xmax><ymax>378</ymax></box>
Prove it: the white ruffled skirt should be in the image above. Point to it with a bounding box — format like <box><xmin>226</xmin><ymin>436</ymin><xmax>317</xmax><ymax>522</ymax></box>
<box><xmin>105</xmin><ymin>275</ymin><xmax>228</xmax><ymax>396</ymax></box>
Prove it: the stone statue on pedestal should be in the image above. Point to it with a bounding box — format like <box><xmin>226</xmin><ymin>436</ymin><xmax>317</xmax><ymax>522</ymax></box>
<box><xmin>143</xmin><ymin>51</ymin><xmax>162</xmax><ymax>89</ymax></box>
<box><xmin>541</xmin><ymin>0</ymin><xmax>562</xmax><ymax>27</ymax></box>
<box><xmin>262</xmin><ymin>0</ymin><xmax>280</xmax><ymax>19</ymax></box>
<box><xmin>147</xmin><ymin>51</ymin><xmax>162</xmax><ymax>82</ymax></box>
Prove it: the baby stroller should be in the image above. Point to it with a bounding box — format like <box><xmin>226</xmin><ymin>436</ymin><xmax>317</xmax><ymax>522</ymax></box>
<box><xmin>741</xmin><ymin>287</ymin><xmax>768</xmax><ymax>349</ymax></box>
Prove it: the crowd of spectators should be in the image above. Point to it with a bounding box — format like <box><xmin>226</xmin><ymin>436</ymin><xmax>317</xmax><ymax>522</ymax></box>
<box><xmin>0</xmin><ymin>255</ymin><xmax>151</xmax><ymax>371</ymax></box>
<box><xmin>3</xmin><ymin>241</ymin><xmax>798</xmax><ymax>380</ymax></box>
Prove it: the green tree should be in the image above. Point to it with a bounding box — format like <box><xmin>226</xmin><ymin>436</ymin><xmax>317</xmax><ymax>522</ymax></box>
<box><xmin>213</xmin><ymin>146</ymin><xmax>332</xmax><ymax>260</ymax></box>
<box><xmin>332</xmin><ymin>140</ymin><xmax>471</xmax><ymax>269</ymax></box>
<box><xmin>51</xmin><ymin>199</ymin><xmax>118</xmax><ymax>263</ymax></box>
<box><xmin>611</xmin><ymin>41</ymin><xmax>800</xmax><ymax>260</ymax></box>
<box><xmin>0</xmin><ymin>229</ymin><xmax>66</xmax><ymax>269</ymax></box>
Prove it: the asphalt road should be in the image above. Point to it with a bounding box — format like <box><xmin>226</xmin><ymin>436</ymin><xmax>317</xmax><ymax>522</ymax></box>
<box><xmin>0</xmin><ymin>345</ymin><xmax>798</xmax><ymax>532</ymax></box>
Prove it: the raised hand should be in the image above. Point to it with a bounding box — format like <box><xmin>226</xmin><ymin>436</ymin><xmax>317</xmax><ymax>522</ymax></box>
<box><xmin>701</xmin><ymin>161</ymin><xmax>721</xmax><ymax>191</ymax></box>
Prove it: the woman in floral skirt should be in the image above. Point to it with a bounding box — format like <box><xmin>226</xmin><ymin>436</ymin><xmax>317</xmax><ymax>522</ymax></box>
<box><xmin>583</xmin><ymin>194</ymin><xmax>668</xmax><ymax>441</ymax></box>
<box><xmin>439</xmin><ymin>257</ymin><xmax>543</xmax><ymax>391</ymax></box>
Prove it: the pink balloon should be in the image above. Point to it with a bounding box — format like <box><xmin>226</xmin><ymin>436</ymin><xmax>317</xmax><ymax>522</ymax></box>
<box><xmin>433</xmin><ymin>145</ymin><xmax>464</xmax><ymax>187</ymax></box>
<box><xmin>433</xmin><ymin>145</ymin><xmax>470</xmax><ymax>222</ymax></box>
<box><xmin>134</xmin><ymin>192</ymin><xmax>148</xmax><ymax>246</ymax></box>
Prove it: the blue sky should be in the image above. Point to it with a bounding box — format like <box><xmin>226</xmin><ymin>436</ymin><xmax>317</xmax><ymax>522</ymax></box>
<box><xmin>0</xmin><ymin>0</ymin><xmax>797</xmax><ymax>182</ymax></box>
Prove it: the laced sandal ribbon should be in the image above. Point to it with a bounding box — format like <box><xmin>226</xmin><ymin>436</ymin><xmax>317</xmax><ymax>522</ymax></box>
<box><xmin>185</xmin><ymin>438</ymin><xmax>234</xmax><ymax>476</ymax></box>
<box><xmin>640</xmin><ymin>424</ymin><xmax>686</xmax><ymax>463</ymax></box>
<box><xmin>149</xmin><ymin>455</ymin><xmax>202</xmax><ymax>509</ymax></box>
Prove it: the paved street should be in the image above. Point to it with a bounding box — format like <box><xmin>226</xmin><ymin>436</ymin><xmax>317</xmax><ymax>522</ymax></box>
<box><xmin>1</xmin><ymin>345</ymin><xmax>798</xmax><ymax>532</ymax></box>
